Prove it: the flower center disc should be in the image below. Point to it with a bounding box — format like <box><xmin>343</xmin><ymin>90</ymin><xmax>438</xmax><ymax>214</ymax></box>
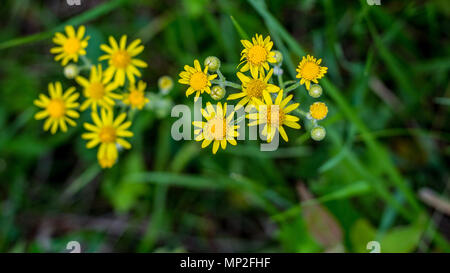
<box><xmin>190</xmin><ymin>72</ymin><xmax>208</xmax><ymax>90</ymax></box>
<box><xmin>47</xmin><ymin>99</ymin><xmax>66</xmax><ymax>118</ymax></box>
<box><xmin>246</xmin><ymin>79</ymin><xmax>266</xmax><ymax>98</ymax></box>
<box><xmin>111</xmin><ymin>50</ymin><xmax>131</xmax><ymax>69</ymax></box>
<box><xmin>301</xmin><ymin>62</ymin><xmax>320</xmax><ymax>80</ymax></box>
<box><xmin>99</xmin><ymin>126</ymin><xmax>117</xmax><ymax>143</ymax></box>
<box><xmin>88</xmin><ymin>82</ymin><xmax>105</xmax><ymax>100</ymax></box>
<box><xmin>265</xmin><ymin>106</ymin><xmax>284</xmax><ymax>126</ymax></box>
<box><xmin>63</xmin><ymin>38</ymin><xmax>81</xmax><ymax>54</ymax></box>
<box><xmin>129</xmin><ymin>91</ymin><xmax>144</xmax><ymax>106</ymax></box>
<box><xmin>248</xmin><ymin>45</ymin><xmax>267</xmax><ymax>65</ymax></box>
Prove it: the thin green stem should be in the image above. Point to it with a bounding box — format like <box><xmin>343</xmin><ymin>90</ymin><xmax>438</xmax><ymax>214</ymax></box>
<box><xmin>211</xmin><ymin>79</ymin><xmax>241</xmax><ymax>89</ymax></box>
<box><xmin>277</xmin><ymin>68</ymin><xmax>285</xmax><ymax>90</ymax></box>
<box><xmin>285</xmin><ymin>82</ymin><xmax>301</xmax><ymax>93</ymax></box>
<box><xmin>80</xmin><ymin>55</ymin><xmax>93</xmax><ymax>68</ymax></box>
<box><xmin>217</xmin><ymin>69</ymin><xmax>226</xmax><ymax>81</ymax></box>
<box><xmin>293</xmin><ymin>108</ymin><xmax>308</xmax><ymax>118</ymax></box>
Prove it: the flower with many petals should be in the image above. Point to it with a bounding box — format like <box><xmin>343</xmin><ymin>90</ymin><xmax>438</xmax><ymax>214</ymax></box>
<box><xmin>179</xmin><ymin>60</ymin><xmax>217</xmax><ymax>102</ymax></box>
<box><xmin>76</xmin><ymin>64</ymin><xmax>122</xmax><ymax>111</ymax></box>
<box><xmin>296</xmin><ymin>55</ymin><xmax>328</xmax><ymax>90</ymax></box>
<box><xmin>228</xmin><ymin>68</ymin><xmax>280</xmax><ymax>110</ymax></box>
<box><xmin>239</xmin><ymin>34</ymin><xmax>277</xmax><ymax>75</ymax></box>
<box><xmin>193</xmin><ymin>102</ymin><xmax>239</xmax><ymax>154</ymax></box>
<box><xmin>34</xmin><ymin>82</ymin><xmax>80</xmax><ymax>134</ymax></box>
<box><xmin>82</xmin><ymin>109</ymin><xmax>133</xmax><ymax>167</ymax></box>
<box><xmin>123</xmin><ymin>80</ymin><xmax>149</xmax><ymax>110</ymax></box>
<box><xmin>51</xmin><ymin>25</ymin><xmax>89</xmax><ymax>66</ymax></box>
<box><xmin>248</xmin><ymin>90</ymin><xmax>301</xmax><ymax>142</ymax></box>
<box><xmin>99</xmin><ymin>35</ymin><xmax>147</xmax><ymax>86</ymax></box>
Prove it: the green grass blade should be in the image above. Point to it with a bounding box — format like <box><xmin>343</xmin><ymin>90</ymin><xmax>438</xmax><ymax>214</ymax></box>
<box><xmin>0</xmin><ymin>0</ymin><xmax>127</xmax><ymax>50</ymax></box>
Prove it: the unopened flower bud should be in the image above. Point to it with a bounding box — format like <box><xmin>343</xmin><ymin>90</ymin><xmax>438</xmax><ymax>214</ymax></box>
<box><xmin>204</xmin><ymin>56</ymin><xmax>221</xmax><ymax>72</ymax></box>
<box><xmin>309</xmin><ymin>84</ymin><xmax>323</xmax><ymax>98</ymax></box>
<box><xmin>311</xmin><ymin>126</ymin><xmax>327</xmax><ymax>141</ymax></box>
<box><xmin>311</xmin><ymin>126</ymin><xmax>326</xmax><ymax>141</ymax></box>
<box><xmin>64</xmin><ymin>64</ymin><xmax>79</xmax><ymax>79</ymax></box>
<box><xmin>273</xmin><ymin>50</ymin><xmax>283</xmax><ymax>65</ymax></box>
<box><xmin>210</xmin><ymin>85</ymin><xmax>226</xmax><ymax>101</ymax></box>
<box><xmin>158</xmin><ymin>75</ymin><xmax>174</xmax><ymax>95</ymax></box>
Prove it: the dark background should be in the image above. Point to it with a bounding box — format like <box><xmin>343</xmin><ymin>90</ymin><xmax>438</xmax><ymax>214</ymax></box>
<box><xmin>0</xmin><ymin>0</ymin><xmax>449</xmax><ymax>253</ymax></box>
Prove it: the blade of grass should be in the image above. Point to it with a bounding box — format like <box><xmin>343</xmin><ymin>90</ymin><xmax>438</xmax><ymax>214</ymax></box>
<box><xmin>230</xmin><ymin>16</ymin><xmax>249</xmax><ymax>40</ymax></box>
<box><xmin>0</xmin><ymin>0</ymin><xmax>127</xmax><ymax>50</ymax></box>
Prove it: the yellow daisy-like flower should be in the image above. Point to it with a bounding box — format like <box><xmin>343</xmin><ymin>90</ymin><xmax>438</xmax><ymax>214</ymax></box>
<box><xmin>239</xmin><ymin>34</ymin><xmax>277</xmax><ymax>76</ymax></box>
<box><xmin>97</xmin><ymin>147</ymin><xmax>117</xmax><ymax>169</ymax></box>
<box><xmin>249</xmin><ymin>90</ymin><xmax>301</xmax><ymax>142</ymax></box>
<box><xmin>179</xmin><ymin>60</ymin><xmax>217</xmax><ymax>102</ymax></box>
<box><xmin>123</xmin><ymin>80</ymin><xmax>150</xmax><ymax>110</ymax></box>
<box><xmin>34</xmin><ymin>82</ymin><xmax>80</xmax><ymax>134</ymax></box>
<box><xmin>295</xmin><ymin>55</ymin><xmax>328</xmax><ymax>90</ymax></box>
<box><xmin>76</xmin><ymin>64</ymin><xmax>122</xmax><ymax>111</ymax></box>
<box><xmin>228</xmin><ymin>68</ymin><xmax>280</xmax><ymax>110</ymax></box>
<box><xmin>193</xmin><ymin>102</ymin><xmax>239</xmax><ymax>154</ymax></box>
<box><xmin>309</xmin><ymin>102</ymin><xmax>328</xmax><ymax>120</ymax></box>
<box><xmin>51</xmin><ymin>25</ymin><xmax>89</xmax><ymax>66</ymax></box>
<box><xmin>82</xmin><ymin>109</ymin><xmax>133</xmax><ymax>163</ymax></box>
<box><xmin>99</xmin><ymin>35</ymin><xmax>147</xmax><ymax>86</ymax></box>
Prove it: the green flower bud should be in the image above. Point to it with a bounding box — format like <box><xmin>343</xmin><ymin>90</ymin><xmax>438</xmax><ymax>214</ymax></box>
<box><xmin>158</xmin><ymin>75</ymin><xmax>174</xmax><ymax>95</ymax></box>
<box><xmin>273</xmin><ymin>50</ymin><xmax>283</xmax><ymax>65</ymax></box>
<box><xmin>210</xmin><ymin>85</ymin><xmax>226</xmax><ymax>101</ymax></box>
<box><xmin>311</xmin><ymin>126</ymin><xmax>326</xmax><ymax>141</ymax></box>
<box><xmin>309</xmin><ymin>84</ymin><xmax>323</xmax><ymax>98</ymax></box>
<box><xmin>204</xmin><ymin>56</ymin><xmax>221</xmax><ymax>72</ymax></box>
<box><xmin>64</xmin><ymin>64</ymin><xmax>79</xmax><ymax>79</ymax></box>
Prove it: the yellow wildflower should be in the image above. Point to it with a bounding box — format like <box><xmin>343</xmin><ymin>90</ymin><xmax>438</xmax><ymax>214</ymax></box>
<box><xmin>76</xmin><ymin>64</ymin><xmax>122</xmax><ymax>111</ymax></box>
<box><xmin>123</xmin><ymin>80</ymin><xmax>149</xmax><ymax>110</ymax></box>
<box><xmin>179</xmin><ymin>59</ymin><xmax>217</xmax><ymax>102</ymax></box>
<box><xmin>34</xmin><ymin>82</ymin><xmax>80</xmax><ymax>134</ymax></box>
<box><xmin>51</xmin><ymin>25</ymin><xmax>89</xmax><ymax>66</ymax></box>
<box><xmin>309</xmin><ymin>102</ymin><xmax>328</xmax><ymax>120</ymax></box>
<box><xmin>296</xmin><ymin>55</ymin><xmax>328</xmax><ymax>90</ymax></box>
<box><xmin>228</xmin><ymin>68</ymin><xmax>280</xmax><ymax>110</ymax></box>
<box><xmin>239</xmin><ymin>34</ymin><xmax>277</xmax><ymax>75</ymax></box>
<box><xmin>248</xmin><ymin>90</ymin><xmax>301</xmax><ymax>142</ymax></box>
<box><xmin>82</xmin><ymin>109</ymin><xmax>133</xmax><ymax>162</ymax></box>
<box><xmin>193</xmin><ymin>102</ymin><xmax>239</xmax><ymax>154</ymax></box>
<box><xmin>99</xmin><ymin>35</ymin><xmax>147</xmax><ymax>86</ymax></box>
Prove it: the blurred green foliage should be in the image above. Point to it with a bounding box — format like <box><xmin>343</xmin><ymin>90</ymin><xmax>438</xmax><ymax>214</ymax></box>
<box><xmin>0</xmin><ymin>0</ymin><xmax>449</xmax><ymax>253</ymax></box>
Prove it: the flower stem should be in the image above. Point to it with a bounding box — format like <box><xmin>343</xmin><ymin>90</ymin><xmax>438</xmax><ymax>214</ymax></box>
<box><xmin>277</xmin><ymin>71</ymin><xmax>285</xmax><ymax>90</ymax></box>
<box><xmin>211</xmin><ymin>79</ymin><xmax>241</xmax><ymax>90</ymax></box>
<box><xmin>79</xmin><ymin>55</ymin><xmax>93</xmax><ymax>71</ymax></box>
<box><xmin>293</xmin><ymin>108</ymin><xmax>308</xmax><ymax>118</ymax></box>
<box><xmin>285</xmin><ymin>82</ymin><xmax>301</xmax><ymax>93</ymax></box>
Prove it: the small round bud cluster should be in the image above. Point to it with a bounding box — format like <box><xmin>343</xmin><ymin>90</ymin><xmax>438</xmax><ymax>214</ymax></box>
<box><xmin>273</xmin><ymin>50</ymin><xmax>283</xmax><ymax>65</ymax></box>
<box><xmin>311</xmin><ymin>126</ymin><xmax>326</xmax><ymax>141</ymax></box>
<box><xmin>64</xmin><ymin>64</ymin><xmax>79</xmax><ymax>79</ymax></box>
<box><xmin>210</xmin><ymin>85</ymin><xmax>226</xmax><ymax>101</ymax></box>
<box><xmin>309</xmin><ymin>84</ymin><xmax>323</xmax><ymax>98</ymax></box>
<box><xmin>204</xmin><ymin>56</ymin><xmax>221</xmax><ymax>72</ymax></box>
<box><xmin>158</xmin><ymin>75</ymin><xmax>174</xmax><ymax>95</ymax></box>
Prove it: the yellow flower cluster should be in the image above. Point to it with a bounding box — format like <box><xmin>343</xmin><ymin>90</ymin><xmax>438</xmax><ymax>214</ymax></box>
<box><xmin>178</xmin><ymin>33</ymin><xmax>330</xmax><ymax>153</ymax></box>
<box><xmin>35</xmin><ymin>25</ymin><xmax>151</xmax><ymax>169</ymax></box>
